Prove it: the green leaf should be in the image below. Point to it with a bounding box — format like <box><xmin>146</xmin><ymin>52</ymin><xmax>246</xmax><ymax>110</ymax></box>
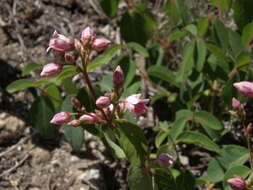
<box><xmin>170</xmin><ymin>117</ymin><xmax>189</xmax><ymax>141</ymax></box>
<box><xmin>154</xmin><ymin>168</ymin><xmax>176</xmax><ymax>190</ymax></box>
<box><xmin>214</xmin><ymin>20</ymin><xmax>229</xmax><ymax>49</ymax></box>
<box><xmin>228</xmin><ymin>30</ymin><xmax>243</xmax><ymax>56</ymax></box>
<box><xmin>29</xmin><ymin>96</ymin><xmax>55</xmax><ymax>137</ymax></box>
<box><xmin>233</xmin><ymin>0</ymin><xmax>253</xmax><ymax>30</ymax></box>
<box><xmin>122</xmin><ymin>81</ymin><xmax>141</xmax><ymax>98</ymax></box>
<box><xmin>175</xmin><ymin>170</ymin><xmax>195</xmax><ymax>190</ymax></box>
<box><xmin>177</xmin><ymin>131</ymin><xmax>221</xmax><ymax>153</ymax></box>
<box><xmin>235</xmin><ymin>52</ymin><xmax>251</xmax><ymax>68</ymax></box>
<box><xmin>147</xmin><ymin>65</ymin><xmax>177</xmax><ymax>86</ymax></box>
<box><xmin>223</xmin><ymin>166</ymin><xmax>250</xmax><ymax>190</ymax></box>
<box><xmin>99</xmin><ymin>0</ymin><xmax>120</xmax><ymax>18</ymax></box>
<box><xmin>62</xmin><ymin>95</ymin><xmax>84</xmax><ymax>152</ymax></box>
<box><xmin>241</xmin><ymin>22</ymin><xmax>253</xmax><ymax>48</ymax></box>
<box><xmin>128</xmin><ymin>165</ymin><xmax>153</xmax><ymax>190</ymax></box>
<box><xmin>115</xmin><ymin>120</ymin><xmax>148</xmax><ymax>166</ymax></box>
<box><xmin>217</xmin><ymin>145</ymin><xmax>249</xmax><ymax>169</ymax></box>
<box><xmin>6</xmin><ymin>79</ymin><xmax>37</xmax><ymax>93</ymax></box>
<box><xmin>155</xmin><ymin>131</ymin><xmax>169</xmax><ymax>148</ymax></box>
<box><xmin>196</xmin><ymin>39</ymin><xmax>207</xmax><ymax>71</ymax></box>
<box><xmin>127</xmin><ymin>42</ymin><xmax>149</xmax><ymax>57</ymax></box>
<box><xmin>45</xmin><ymin>85</ymin><xmax>62</xmax><ymax>109</ymax></box>
<box><xmin>22</xmin><ymin>63</ymin><xmax>42</xmax><ymax>76</ymax></box>
<box><xmin>176</xmin><ymin>40</ymin><xmax>195</xmax><ymax>82</ymax></box>
<box><xmin>184</xmin><ymin>24</ymin><xmax>197</xmax><ymax>35</ymax></box>
<box><xmin>175</xmin><ymin>109</ymin><xmax>193</xmax><ymax>119</ymax></box>
<box><xmin>197</xmin><ymin>17</ymin><xmax>209</xmax><ymax>36</ymax></box>
<box><xmin>165</xmin><ymin>0</ymin><xmax>190</xmax><ymax>25</ymax></box>
<box><xmin>76</xmin><ymin>87</ymin><xmax>95</xmax><ymax>112</ymax></box>
<box><xmin>201</xmin><ymin>158</ymin><xmax>224</xmax><ymax>183</ymax></box>
<box><xmin>167</xmin><ymin>30</ymin><xmax>188</xmax><ymax>42</ymax></box>
<box><xmin>120</xmin><ymin>4</ymin><xmax>156</xmax><ymax>46</ymax></box>
<box><xmin>193</xmin><ymin>111</ymin><xmax>223</xmax><ymax>130</ymax></box>
<box><xmin>88</xmin><ymin>44</ymin><xmax>125</xmax><ymax>72</ymax></box>
<box><xmin>102</xmin><ymin>126</ymin><xmax>126</xmax><ymax>159</ymax></box>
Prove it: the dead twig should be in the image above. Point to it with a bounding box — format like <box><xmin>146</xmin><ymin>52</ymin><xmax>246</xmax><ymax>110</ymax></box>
<box><xmin>0</xmin><ymin>154</ymin><xmax>30</xmax><ymax>178</ymax></box>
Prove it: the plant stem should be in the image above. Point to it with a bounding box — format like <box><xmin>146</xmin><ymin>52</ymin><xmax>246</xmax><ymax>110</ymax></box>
<box><xmin>80</xmin><ymin>49</ymin><xmax>110</xmax><ymax>124</ymax></box>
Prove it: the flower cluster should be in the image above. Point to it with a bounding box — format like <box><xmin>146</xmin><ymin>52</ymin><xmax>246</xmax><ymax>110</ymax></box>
<box><xmin>44</xmin><ymin>27</ymin><xmax>149</xmax><ymax>127</ymax></box>
<box><xmin>50</xmin><ymin>66</ymin><xmax>149</xmax><ymax>126</ymax></box>
<box><xmin>41</xmin><ymin>27</ymin><xmax>111</xmax><ymax>77</ymax></box>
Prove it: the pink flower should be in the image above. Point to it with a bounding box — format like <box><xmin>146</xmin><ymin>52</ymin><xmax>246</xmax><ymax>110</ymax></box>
<box><xmin>157</xmin><ymin>153</ymin><xmax>173</xmax><ymax>167</ymax></box>
<box><xmin>40</xmin><ymin>63</ymin><xmax>62</xmax><ymax>77</ymax></box>
<box><xmin>64</xmin><ymin>52</ymin><xmax>75</xmax><ymax>65</ymax></box>
<box><xmin>232</xmin><ymin>97</ymin><xmax>242</xmax><ymax>110</ymax></box>
<box><xmin>92</xmin><ymin>38</ymin><xmax>111</xmax><ymax>51</ymax></box>
<box><xmin>227</xmin><ymin>177</ymin><xmax>245</xmax><ymax>190</ymax></box>
<box><xmin>50</xmin><ymin>112</ymin><xmax>71</xmax><ymax>125</ymax></box>
<box><xmin>81</xmin><ymin>27</ymin><xmax>95</xmax><ymax>43</ymax></box>
<box><xmin>47</xmin><ymin>31</ymin><xmax>74</xmax><ymax>52</ymax></box>
<box><xmin>233</xmin><ymin>81</ymin><xmax>253</xmax><ymax>98</ymax></box>
<box><xmin>124</xmin><ymin>94</ymin><xmax>149</xmax><ymax>116</ymax></box>
<box><xmin>80</xmin><ymin>113</ymin><xmax>99</xmax><ymax>124</ymax></box>
<box><xmin>96</xmin><ymin>96</ymin><xmax>111</xmax><ymax>108</ymax></box>
<box><xmin>113</xmin><ymin>66</ymin><xmax>124</xmax><ymax>86</ymax></box>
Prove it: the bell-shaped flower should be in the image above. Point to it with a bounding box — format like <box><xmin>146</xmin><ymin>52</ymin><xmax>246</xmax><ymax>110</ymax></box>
<box><xmin>47</xmin><ymin>31</ymin><xmax>74</xmax><ymax>52</ymax></box>
<box><xmin>124</xmin><ymin>94</ymin><xmax>149</xmax><ymax>116</ymax></box>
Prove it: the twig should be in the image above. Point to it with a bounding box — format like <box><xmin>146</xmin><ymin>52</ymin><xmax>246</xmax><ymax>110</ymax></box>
<box><xmin>0</xmin><ymin>154</ymin><xmax>30</xmax><ymax>178</ymax></box>
<box><xmin>0</xmin><ymin>134</ymin><xmax>32</xmax><ymax>158</ymax></box>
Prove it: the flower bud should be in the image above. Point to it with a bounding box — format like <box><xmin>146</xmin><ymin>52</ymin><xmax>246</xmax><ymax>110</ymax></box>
<box><xmin>92</xmin><ymin>38</ymin><xmax>111</xmax><ymax>51</ymax></box>
<box><xmin>67</xmin><ymin>119</ymin><xmax>81</xmax><ymax>127</ymax></box>
<box><xmin>74</xmin><ymin>39</ymin><xmax>83</xmax><ymax>53</ymax></box>
<box><xmin>157</xmin><ymin>153</ymin><xmax>173</xmax><ymax>167</ymax></box>
<box><xmin>81</xmin><ymin>27</ymin><xmax>95</xmax><ymax>44</ymax></box>
<box><xmin>227</xmin><ymin>177</ymin><xmax>245</xmax><ymax>190</ymax></box>
<box><xmin>232</xmin><ymin>97</ymin><xmax>242</xmax><ymax>110</ymax></box>
<box><xmin>50</xmin><ymin>112</ymin><xmax>71</xmax><ymax>125</ymax></box>
<box><xmin>80</xmin><ymin>113</ymin><xmax>99</xmax><ymax>124</ymax></box>
<box><xmin>40</xmin><ymin>63</ymin><xmax>62</xmax><ymax>77</ymax></box>
<box><xmin>65</xmin><ymin>52</ymin><xmax>75</xmax><ymax>65</ymax></box>
<box><xmin>113</xmin><ymin>66</ymin><xmax>124</xmax><ymax>86</ymax></box>
<box><xmin>233</xmin><ymin>81</ymin><xmax>253</xmax><ymax>98</ymax></box>
<box><xmin>71</xmin><ymin>98</ymin><xmax>81</xmax><ymax>109</ymax></box>
<box><xmin>47</xmin><ymin>31</ymin><xmax>74</xmax><ymax>52</ymax></box>
<box><xmin>96</xmin><ymin>96</ymin><xmax>111</xmax><ymax>108</ymax></box>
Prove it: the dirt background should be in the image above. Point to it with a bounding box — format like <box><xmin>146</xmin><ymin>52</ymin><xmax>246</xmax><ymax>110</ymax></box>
<box><xmin>0</xmin><ymin>0</ymin><xmax>128</xmax><ymax>189</ymax></box>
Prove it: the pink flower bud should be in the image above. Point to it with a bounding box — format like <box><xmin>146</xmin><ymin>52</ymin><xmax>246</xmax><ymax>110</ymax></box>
<box><xmin>65</xmin><ymin>52</ymin><xmax>75</xmax><ymax>65</ymax></box>
<box><xmin>157</xmin><ymin>153</ymin><xmax>173</xmax><ymax>167</ymax></box>
<box><xmin>80</xmin><ymin>113</ymin><xmax>99</xmax><ymax>124</ymax></box>
<box><xmin>67</xmin><ymin>119</ymin><xmax>81</xmax><ymax>127</ymax></box>
<box><xmin>124</xmin><ymin>94</ymin><xmax>149</xmax><ymax>116</ymax></box>
<box><xmin>47</xmin><ymin>31</ymin><xmax>74</xmax><ymax>52</ymax></box>
<box><xmin>227</xmin><ymin>177</ymin><xmax>245</xmax><ymax>190</ymax></box>
<box><xmin>40</xmin><ymin>63</ymin><xmax>62</xmax><ymax>77</ymax></box>
<box><xmin>113</xmin><ymin>66</ymin><xmax>124</xmax><ymax>86</ymax></box>
<box><xmin>81</xmin><ymin>27</ymin><xmax>95</xmax><ymax>43</ymax></box>
<box><xmin>96</xmin><ymin>96</ymin><xmax>111</xmax><ymax>108</ymax></box>
<box><xmin>92</xmin><ymin>38</ymin><xmax>111</xmax><ymax>51</ymax></box>
<box><xmin>50</xmin><ymin>112</ymin><xmax>71</xmax><ymax>125</ymax></box>
<box><xmin>233</xmin><ymin>81</ymin><xmax>253</xmax><ymax>98</ymax></box>
<box><xmin>232</xmin><ymin>97</ymin><xmax>242</xmax><ymax>110</ymax></box>
<box><xmin>74</xmin><ymin>39</ymin><xmax>83</xmax><ymax>52</ymax></box>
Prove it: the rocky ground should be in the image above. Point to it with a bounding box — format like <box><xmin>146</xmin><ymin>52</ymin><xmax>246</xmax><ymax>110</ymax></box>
<box><xmin>0</xmin><ymin>0</ymin><xmax>128</xmax><ymax>189</ymax></box>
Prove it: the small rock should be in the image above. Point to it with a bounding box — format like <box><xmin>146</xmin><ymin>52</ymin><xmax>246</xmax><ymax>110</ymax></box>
<box><xmin>0</xmin><ymin>112</ymin><xmax>25</xmax><ymax>133</ymax></box>
<box><xmin>31</xmin><ymin>147</ymin><xmax>51</xmax><ymax>166</ymax></box>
